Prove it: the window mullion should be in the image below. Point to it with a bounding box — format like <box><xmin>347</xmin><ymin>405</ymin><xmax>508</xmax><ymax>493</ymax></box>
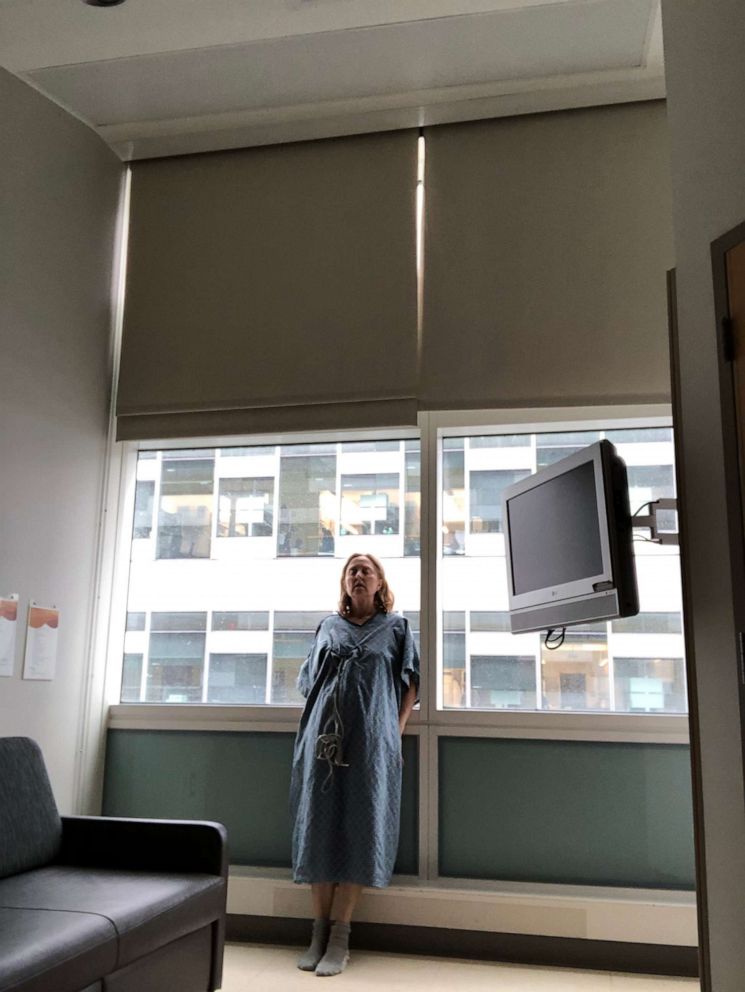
<box><xmin>202</xmin><ymin>611</ymin><xmax>211</xmax><ymax>704</ymax></box>
<box><xmin>266</xmin><ymin>610</ymin><xmax>275</xmax><ymax>705</ymax></box>
<box><xmin>139</xmin><ymin>610</ymin><xmax>150</xmax><ymax>702</ymax></box>
<box><xmin>419</xmin><ymin>410</ymin><xmax>437</xmax><ymax>725</ymax></box>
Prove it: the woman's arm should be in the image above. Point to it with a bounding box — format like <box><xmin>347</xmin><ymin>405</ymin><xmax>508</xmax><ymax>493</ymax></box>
<box><xmin>398</xmin><ymin>681</ymin><xmax>418</xmax><ymax>736</ymax></box>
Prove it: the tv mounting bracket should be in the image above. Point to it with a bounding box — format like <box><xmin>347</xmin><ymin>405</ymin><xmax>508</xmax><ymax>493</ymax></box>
<box><xmin>633</xmin><ymin>498</ymin><xmax>679</xmax><ymax>545</ymax></box>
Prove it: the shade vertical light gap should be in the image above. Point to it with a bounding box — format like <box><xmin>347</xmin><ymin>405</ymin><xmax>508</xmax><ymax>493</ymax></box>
<box><xmin>416</xmin><ymin>133</ymin><xmax>426</xmax><ymax>370</ymax></box>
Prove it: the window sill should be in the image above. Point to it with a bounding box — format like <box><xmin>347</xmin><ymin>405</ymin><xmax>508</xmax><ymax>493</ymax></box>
<box><xmin>107</xmin><ymin>703</ymin><xmax>688</xmax><ymax>743</ymax></box>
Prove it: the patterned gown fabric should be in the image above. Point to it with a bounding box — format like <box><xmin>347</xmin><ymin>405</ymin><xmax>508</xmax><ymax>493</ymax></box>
<box><xmin>290</xmin><ymin>611</ymin><xmax>420</xmax><ymax>888</ymax></box>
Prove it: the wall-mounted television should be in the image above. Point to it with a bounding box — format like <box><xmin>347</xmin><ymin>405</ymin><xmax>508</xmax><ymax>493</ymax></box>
<box><xmin>501</xmin><ymin>439</ymin><xmax>638</xmax><ymax>634</ymax></box>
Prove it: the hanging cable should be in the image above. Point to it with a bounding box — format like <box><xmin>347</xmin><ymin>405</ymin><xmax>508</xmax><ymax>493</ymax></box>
<box><xmin>544</xmin><ymin>627</ymin><xmax>566</xmax><ymax>650</ymax></box>
<box><xmin>315</xmin><ymin>652</ymin><xmax>351</xmax><ymax>792</ymax></box>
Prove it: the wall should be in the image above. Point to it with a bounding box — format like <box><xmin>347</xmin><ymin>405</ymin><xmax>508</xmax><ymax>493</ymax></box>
<box><xmin>0</xmin><ymin>68</ymin><xmax>122</xmax><ymax>812</ymax></box>
<box><xmin>660</xmin><ymin>2</ymin><xmax>745</xmax><ymax>988</ymax></box>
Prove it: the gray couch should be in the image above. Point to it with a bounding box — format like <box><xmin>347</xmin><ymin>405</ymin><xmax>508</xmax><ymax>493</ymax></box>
<box><xmin>0</xmin><ymin>737</ymin><xmax>228</xmax><ymax>992</ymax></box>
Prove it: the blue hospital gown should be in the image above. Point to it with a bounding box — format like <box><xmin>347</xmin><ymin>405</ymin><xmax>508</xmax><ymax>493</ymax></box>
<box><xmin>290</xmin><ymin>611</ymin><xmax>420</xmax><ymax>888</ymax></box>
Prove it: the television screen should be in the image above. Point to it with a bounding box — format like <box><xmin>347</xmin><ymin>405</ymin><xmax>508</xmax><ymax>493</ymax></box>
<box><xmin>508</xmin><ymin>461</ymin><xmax>603</xmax><ymax>594</ymax></box>
<box><xmin>502</xmin><ymin>440</ymin><xmax>638</xmax><ymax>634</ymax></box>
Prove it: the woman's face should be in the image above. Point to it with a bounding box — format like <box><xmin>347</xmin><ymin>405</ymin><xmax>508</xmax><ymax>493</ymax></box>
<box><xmin>344</xmin><ymin>556</ymin><xmax>382</xmax><ymax>603</ymax></box>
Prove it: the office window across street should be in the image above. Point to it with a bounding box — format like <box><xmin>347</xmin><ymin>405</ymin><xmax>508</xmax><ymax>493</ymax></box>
<box><xmin>121</xmin><ymin>438</ymin><xmax>420</xmax><ymax>704</ymax></box>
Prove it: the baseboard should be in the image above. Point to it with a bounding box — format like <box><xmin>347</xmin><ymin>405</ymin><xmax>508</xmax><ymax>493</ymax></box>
<box><xmin>226</xmin><ymin>914</ymin><xmax>699</xmax><ymax>978</ymax></box>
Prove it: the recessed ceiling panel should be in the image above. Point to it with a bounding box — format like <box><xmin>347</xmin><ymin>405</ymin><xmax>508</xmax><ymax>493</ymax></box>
<box><xmin>28</xmin><ymin>0</ymin><xmax>655</xmax><ymax>127</ymax></box>
<box><xmin>0</xmin><ymin>0</ymin><xmax>585</xmax><ymax>71</ymax></box>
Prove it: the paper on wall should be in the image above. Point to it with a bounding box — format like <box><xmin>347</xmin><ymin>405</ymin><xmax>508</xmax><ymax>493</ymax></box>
<box><xmin>23</xmin><ymin>603</ymin><xmax>60</xmax><ymax>681</ymax></box>
<box><xmin>0</xmin><ymin>595</ymin><xmax>19</xmax><ymax>677</ymax></box>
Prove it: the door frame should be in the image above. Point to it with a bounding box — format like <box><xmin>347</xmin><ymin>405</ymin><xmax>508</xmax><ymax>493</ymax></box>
<box><xmin>711</xmin><ymin>220</ymin><xmax>745</xmax><ymax>823</ymax></box>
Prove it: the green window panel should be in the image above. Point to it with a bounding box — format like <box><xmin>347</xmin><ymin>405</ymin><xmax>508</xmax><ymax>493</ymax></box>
<box><xmin>103</xmin><ymin>729</ymin><xmax>418</xmax><ymax>874</ymax></box>
<box><xmin>438</xmin><ymin>737</ymin><xmax>695</xmax><ymax>889</ymax></box>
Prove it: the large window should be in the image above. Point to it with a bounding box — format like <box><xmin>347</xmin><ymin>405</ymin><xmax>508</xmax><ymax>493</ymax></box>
<box><xmin>437</xmin><ymin>425</ymin><xmax>685</xmax><ymax>714</ymax></box>
<box><xmin>121</xmin><ymin>437</ymin><xmax>421</xmax><ymax>704</ymax></box>
<box><xmin>111</xmin><ymin>414</ymin><xmax>690</xmax><ymax>908</ymax></box>
<box><xmin>118</xmin><ymin>418</ymin><xmax>685</xmax><ymax>717</ymax></box>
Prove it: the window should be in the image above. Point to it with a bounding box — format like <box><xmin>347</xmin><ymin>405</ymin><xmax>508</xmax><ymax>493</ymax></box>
<box><xmin>120</xmin><ymin>653</ymin><xmax>143</xmax><ymax>702</ymax></box>
<box><xmin>470</xmin><ymin>611</ymin><xmax>511</xmax><ymax>632</ymax></box>
<box><xmin>157</xmin><ymin>453</ymin><xmax>214</xmax><ymax>559</ymax></box>
<box><xmin>612</xmin><ymin>612</ymin><xmax>682</xmax><ymax>634</ymax></box>
<box><xmin>535</xmin><ymin>431</ymin><xmax>600</xmax><ymax>469</ymax></box>
<box><xmin>207</xmin><ymin>654</ymin><xmax>267</xmax><ymax>704</ymax></box>
<box><xmin>614</xmin><ymin>657</ymin><xmax>686</xmax><ymax>713</ymax></box>
<box><xmin>133</xmin><ymin>482</ymin><xmax>154</xmax><ymax>539</ymax></box>
<box><xmin>272</xmin><ymin>612</ymin><xmax>329</xmax><ymax>706</ymax></box>
<box><xmin>278</xmin><ymin>445</ymin><xmax>336</xmax><ymax>557</ymax></box>
<box><xmin>116</xmin><ymin>418</ymin><xmax>685</xmax><ymax>717</ymax></box>
<box><xmin>340</xmin><ymin>473</ymin><xmax>400</xmax><ymax>536</ymax></box>
<box><xmin>442</xmin><ymin>438</ymin><xmax>465</xmax><ymax>554</ymax></box>
<box><xmin>404</xmin><ymin>442</ymin><xmax>421</xmax><ymax>556</ymax></box>
<box><xmin>471</xmin><ymin>655</ymin><xmax>536</xmax><ymax>709</ymax></box>
<box><xmin>469</xmin><ymin>469</ymin><xmax>530</xmax><ymax>533</ymax></box>
<box><xmin>217</xmin><ymin>478</ymin><xmax>274</xmax><ymax>538</ymax></box>
<box><xmin>212</xmin><ymin>612</ymin><xmax>269</xmax><ymax>631</ymax></box>
<box><xmin>442</xmin><ymin>612</ymin><xmax>466</xmax><ymax>707</ymax></box>
<box><xmin>119</xmin><ymin>437</ymin><xmax>420</xmax><ymax>704</ymax></box>
<box><xmin>540</xmin><ymin>629</ymin><xmax>610</xmax><ymax>711</ymax></box>
<box><xmin>109</xmin><ymin>412</ymin><xmax>689</xmax><ymax>903</ymax></box>
<box><xmin>437</xmin><ymin>425</ymin><xmax>685</xmax><ymax>713</ymax></box>
<box><xmin>146</xmin><ymin>612</ymin><xmax>207</xmax><ymax>703</ymax></box>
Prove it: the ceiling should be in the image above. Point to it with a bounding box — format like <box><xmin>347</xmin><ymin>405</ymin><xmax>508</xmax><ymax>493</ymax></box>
<box><xmin>0</xmin><ymin>0</ymin><xmax>664</xmax><ymax>161</ymax></box>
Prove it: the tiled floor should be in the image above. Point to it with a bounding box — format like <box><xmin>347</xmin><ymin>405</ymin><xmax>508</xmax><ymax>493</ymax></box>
<box><xmin>221</xmin><ymin>943</ymin><xmax>700</xmax><ymax>991</ymax></box>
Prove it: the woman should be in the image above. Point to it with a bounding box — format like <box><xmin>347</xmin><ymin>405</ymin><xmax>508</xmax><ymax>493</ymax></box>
<box><xmin>289</xmin><ymin>553</ymin><xmax>419</xmax><ymax>977</ymax></box>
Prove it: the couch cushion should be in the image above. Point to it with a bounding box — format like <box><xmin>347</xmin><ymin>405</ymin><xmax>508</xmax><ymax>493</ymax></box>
<box><xmin>0</xmin><ymin>738</ymin><xmax>61</xmax><ymax>878</ymax></box>
<box><xmin>0</xmin><ymin>866</ymin><xmax>225</xmax><ymax>970</ymax></box>
<box><xmin>0</xmin><ymin>906</ymin><xmax>116</xmax><ymax>992</ymax></box>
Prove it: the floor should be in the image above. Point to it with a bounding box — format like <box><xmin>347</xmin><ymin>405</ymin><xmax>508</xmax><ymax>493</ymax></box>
<box><xmin>220</xmin><ymin>943</ymin><xmax>700</xmax><ymax>991</ymax></box>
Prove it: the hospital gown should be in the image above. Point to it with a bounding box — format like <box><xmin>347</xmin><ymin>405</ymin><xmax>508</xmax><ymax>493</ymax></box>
<box><xmin>290</xmin><ymin>611</ymin><xmax>419</xmax><ymax>888</ymax></box>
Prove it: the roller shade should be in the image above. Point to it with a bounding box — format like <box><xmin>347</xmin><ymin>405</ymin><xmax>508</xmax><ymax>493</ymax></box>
<box><xmin>421</xmin><ymin>102</ymin><xmax>674</xmax><ymax>411</ymax></box>
<box><xmin>117</xmin><ymin>130</ymin><xmax>419</xmax><ymax>440</ymax></box>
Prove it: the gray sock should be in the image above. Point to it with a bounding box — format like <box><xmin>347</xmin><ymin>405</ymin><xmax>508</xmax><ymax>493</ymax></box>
<box><xmin>297</xmin><ymin>918</ymin><xmax>330</xmax><ymax>971</ymax></box>
<box><xmin>315</xmin><ymin>921</ymin><xmax>351</xmax><ymax>977</ymax></box>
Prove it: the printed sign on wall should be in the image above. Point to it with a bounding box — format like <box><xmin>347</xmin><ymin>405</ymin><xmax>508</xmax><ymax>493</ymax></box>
<box><xmin>0</xmin><ymin>595</ymin><xmax>19</xmax><ymax>677</ymax></box>
<box><xmin>23</xmin><ymin>603</ymin><xmax>60</xmax><ymax>681</ymax></box>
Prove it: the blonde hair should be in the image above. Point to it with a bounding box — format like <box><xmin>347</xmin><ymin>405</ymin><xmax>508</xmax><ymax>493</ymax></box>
<box><xmin>338</xmin><ymin>553</ymin><xmax>394</xmax><ymax>615</ymax></box>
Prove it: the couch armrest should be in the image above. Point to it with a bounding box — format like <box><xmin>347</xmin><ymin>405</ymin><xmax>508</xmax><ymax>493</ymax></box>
<box><xmin>58</xmin><ymin>816</ymin><xmax>228</xmax><ymax>877</ymax></box>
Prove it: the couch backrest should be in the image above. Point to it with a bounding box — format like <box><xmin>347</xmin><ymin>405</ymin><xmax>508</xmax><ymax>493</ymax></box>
<box><xmin>0</xmin><ymin>737</ymin><xmax>62</xmax><ymax>878</ymax></box>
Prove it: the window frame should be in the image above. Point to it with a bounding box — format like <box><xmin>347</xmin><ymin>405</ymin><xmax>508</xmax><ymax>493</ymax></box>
<box><xmin>104</xmin><ymin>426</ymin><xmax>422</xmax><ymax>723</ymax></box>
<box><xmin>423</xmin><ymin>404</ymin><xmax>688</xmax><ymax>740</ymax></box>
<box><xmin>106</xmin><ymin>405</ymin><xmax>688</xmax><ymax>746</ymax></box>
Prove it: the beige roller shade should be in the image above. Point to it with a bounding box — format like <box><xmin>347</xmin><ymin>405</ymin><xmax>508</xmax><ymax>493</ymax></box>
<box><xmin>421</xmin><ymin>102</ymin><xmax>675</xmax><ymax>411</ymax></box>
<box><xmin>117</xmin><ymin>130</ymin><xmax>418</xmax><ymax>440</ymax></box>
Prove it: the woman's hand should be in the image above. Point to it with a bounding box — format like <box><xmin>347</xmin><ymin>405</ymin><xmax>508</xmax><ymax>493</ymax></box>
<box><xmin>398</xmin><ymin>680</ymin><xmax>418</xmax><ymax>738</ymax></box>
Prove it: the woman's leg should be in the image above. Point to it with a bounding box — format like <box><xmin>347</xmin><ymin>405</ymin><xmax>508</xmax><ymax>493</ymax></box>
<box><xmin>297</xmin><ymin>883</ymin><xmax>335</xmax><ymax>971</ymax></box>
<box><xmin>316</xmin><ymin>883</ymin><xmax>363</xmax><ymax>977</ymax></box>
<box><xmin>312</xmin><ymin>882</ymin><xmax>336</xmax><ymax>919</ymax></box>
<box><xmin>332</xmin><ymin>883</ymin><xmax>363</xmax><ymax>924</ymax></box>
